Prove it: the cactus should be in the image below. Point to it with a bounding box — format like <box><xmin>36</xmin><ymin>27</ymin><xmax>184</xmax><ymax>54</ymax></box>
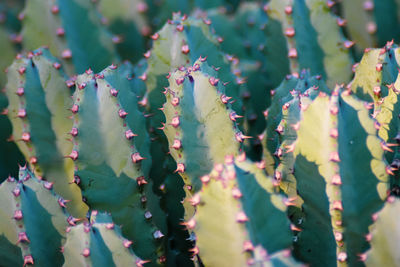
<box><xmin>97</xmin><ymin>0</ymin><xmax>149</xmax><ymax>62</ymax></box>
<box><xmin>162</xmin><ymin>59</ymin><xmax>242</xmax><ymax>192</ymax></box>
<box><xmin>0</xmin><ymin>1</ymin><xmax>23</xmax><ymax>86</ymax></box>
<box><xmin>4</xmin><ymin>48</ymin><xmax>87</xmax><ymax>218</ymax></box>
<box><xmin>206</xmin><ymin>2</ymin><xmax>290</xmax><ymax>91</ymax></box>
<box><xmin>21</xmin><ymin>0</ymin><xmax>119</xmax><ymax>74</ymax></box>
<box><xmin>63</xmin><ymin>211</ymin><xmax>143</xmax><ymax>266</ymax></box>
<box><xmin>349</xmin><ymin>42</ymin><xmax>399</xmax><ymax>101</ymax></box>
<box><xmin>262</xmin><ymin>71</ymin><xmax>330</xmax><ymax>175</ymax></box>
<box><xmin>341</xmin><ymin>0</ymin><xmax>400</xmax><ymax>53</ymax></box>
<box><xmin>145</xmin><ymin>0</ymin><xmax>242</xmax><ymax>31</ymax></box>
<box><xmin>144</xmin><ymin>13</ymin><xmax>245</xmax><ymax>131</ymax></box>
<box><xmin>365</xmin><ymin>197</ymin><xmax>400</xmax><ymax>266</ymax></box>
<box><xmin>273</xmin><ymin>84</ymin><xmax>324</xmax><ymax>209</ymax></box>
<box><xmin>0</xmin><ymin>92</ymin><xmax>24</xmax><ymax>180</ymax></box>
<box><xmin>189</xmin><ymin>155</ymin><xmax>296</xmax><ymax>266</ymax></box>
<box><xmin>0</xmin><ymin>27</ymin><xmax>16</xmax><ymax>86</ymax></box>
<box><xmin>0</xmin><ymin>166</ymin><xmax>74</xmax><ymax>267</ymax></box>
<box><xmin>349</xmin><ymin>44</ymin><xmax>400</xmax><ymax>188</ymax></box>
<box><xmin>70</xmin><ymin>63</ymin><xmax>167</xmax><ymax>264</ymax></box>
<box><xmin>203</xmin><ymin>3</ymin><xmax>290</xmax><ymax>149</ymax></box>
<box><xmin>266</xmin><ymin>0</ymin><xmax>353</xmax><ymax>87</ymax></box>
<box><xmin>158</xmin><ymin>173</ymin><xmax>195</xmax><ymax>267</ymax></box>
<box><xmin>2</xmin><ymin>1</ymin><xmax>400</xmax><ymax>266</ymax></box>
<box><xmin>275</xmin><ymin>88</ymin><xmax>390</xmax><ymax>266</ymax></box>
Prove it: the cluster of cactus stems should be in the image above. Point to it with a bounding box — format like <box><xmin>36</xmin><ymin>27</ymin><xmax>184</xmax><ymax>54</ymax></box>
<box><xmin>2</xmin><ymin>0</ymin><xmax>400</xmax><ymax>266</ymax></box>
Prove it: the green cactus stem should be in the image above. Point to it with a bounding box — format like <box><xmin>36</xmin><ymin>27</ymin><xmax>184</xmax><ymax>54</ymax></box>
<box><xmin>349</xmin><ymin>42</ymin><xmax>399</xmax><ymax>101</ymax></box>
<box><xmin>266</xmin><ymin>0</ymin><xmax>353</xmax><ymax>87</ymax></box>
<box><xmin>162</xmin><ymin>59</ymin><xmax>242</xmax><ymax>192</ymax></box>
<box><xmin>70</xmin><ymin>63</ymin><xmax>166</xmax><ymax>265</ymax></box>
<box><xmin>97</xmin><ymin>0</ymin><xmax>149</xmax><ymax>62</ymax></box>
<box><xmin>143</xmin><ymin>13</ymin><xmax>245</xmax><ymax>132</ymax></box>
<box><xmin>0</xmin><ymin>166</ymin><xmax>75</xmax><ymax>267</ymax></box>
<box><xmin>63</xmin><ymin>211</ymin><xmax>144</xmax><ymax>267</ymax></box>
<box><xmin>341</xmin><ymin>0</ymin><xmax>400</xmax><ymax>53</ymax></box>
<box><xmin>190</xmin><ymin>155</ymin><xmax>295</xmax><ymax>266</ymax></box>
<box><xmin>262</xmin><ymin>71</ymin><xmax>330</xmax><ymax>175</ymax></box>
<box><xmin>21</xmin><ymin>0</ymin><xmax>119</xmax><ymax>74</ymax></box>
<box><xmin>5</xmin><ymin>48</ymin><xmax>87</xmax><ymax>218</ymax></box>
<box><xmin>0</xmin><ymin>92</ymin><xmax>24</xmax><ymax>181</ymax></box>
<box><xmin>276</xmin><ymin>87</ymin><xmax>390</xmax><ymax>266</ymax></box>
<box><xmin>365</xmin><ymin>197</ymin><xmax>400</xmax><ymax>266</ymax></box>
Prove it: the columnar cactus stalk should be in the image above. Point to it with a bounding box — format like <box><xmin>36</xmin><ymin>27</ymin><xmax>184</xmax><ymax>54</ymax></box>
<box><xmin>273</xmin><ymin>86</ymin><xmax>322</xmax><ymax>208</ymax></box>
<box><xmin>206</xmin><ymin>2</ymin><xmax>290</xmax><ymax>90</ymax></box>
<box><xmin>70</xmin><ymin>63</ymin><xmax>166</xmax><ymax>264</ymax></box>
<box><xmin>4</xmin><ymin>48</ymin><xmax>87</xmax><ymax>218</ymax></box>
<box><xmin>162</xmin><ymin>59</ymin><xmax>242</xmax><ymax>191</ymax></box>
<box><xmin>143</xmin><ymin>13</ymin><xmax>245</xmax><ymax>130</ymax></box>
<box><xmin>266</xmin><ymin>0</ymin><xmax>354</xmax><ymax>87</ymax></box>
<box><xmin>0</xmin><ymin>93</ymin><xmax>24</xmax><ymax>180</ymax></box>
<box><xmin>21</xmin><ymin>0</ymin><xmax>119</xmax><ymax>74</ymax></box>
<box><xmin>349</xmin><ymin>44</ymin><xmax>400</xmax><ymax>186</ymax></box>
<box><xmin>0</xmin><ymin>26</ymin><xmax>17</xmax><ymax>86</ymax></box>
<box><xmin>145</xmin><ymin>0</ymin><xmax>242</xmax><ymax>31</ymax></box>
<box><xmin>349</xmin><ymin>42</ymin><xmax>399</xmax><ymax>101</ymax></box>
<box><xmin>63</xmin><ymin>211</ymin><xmax>143</xmax><ymax>267</ymax></box>
<box><xmin>365</xmin><ymin>197</ymin><xmax>400</xmax><ymax>266</ymax></box>
<box><xmin>0</xmin><ymin>0</ymin><xmax>23</xmax><ymax>86</ymax></box>
<box><xmin>0</xmin><ymin>166</ymin><xmax>74</xmax><ymax>267</ymax></box>
<box><xmin>158</xmin><ymin>173</ymin><xmax>195</xmax><ymax>267</ymax></box>
<box><xmin>189</xmin><ymin>155</ymin><xmax>297</xmax><ymax>266</ymax></box>
<box><xmin>262</xmin><ymin>71</ymin><xmax>330</xmax><ymax>175</ymax></box>
<box><xmin>341</xmin><ymin>0</ymin><xmax>400</xmax><ymax>51</ymax></box>
<box><xmin>277</xmin><ymin>88</ymin><xmax>390</xmax><ymax>266</ymax></box>
<box><xmin>203</xmin><ymin>2</ymin><xmax>290</xmax><ymax>144</ymax></box>
<box><xmin>96</xmin><ymin>0</ymin><xmax>149</xmax><ymax>62</ymax></box>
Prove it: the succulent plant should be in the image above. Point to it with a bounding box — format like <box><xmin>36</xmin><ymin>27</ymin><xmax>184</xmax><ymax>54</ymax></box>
<box><xmin>275</xmin><ymin>87</ymin><xmax>390</xmax><ymax>266</ymax></box>
<box><xmin>202</xmin><ymin>2</ymin><xmax>290</xmax><ymax>147</ymax></box>
<box><xmin>70</xmin><ymin>63</ymin><xmax>167</xmax><ymax>264</ymax></box>
<box><xmin>262</xmin><ymin>70</ymin><xmax>330</xmax><ymax>175</ymax></box>
<box><xmin>63</xmin><ymin>211</ymin><xmax>143</xmax><ymax>267</ymax></box>
<box><xmin>4</xmin><ymin>48</ymin><xmax>87</xmax><ymax>218</ymax></box>
<box><xmin>0</xmin><ymin>92</ymin><xmax>24</xmax><ymax>180</ymax></box>
<box><xmin>0</xmin><ymin>166</ymin><xmax>73</xmax><ymax>267</ymax></box>
<box><xmin>189</xmin><ymin>155</ymin><xmax>296</xmax><ymax>266</ymax></box>
<box><xmin>162</xmin><ymin>59</ymin><xmax>242</xmax><ymax>192</ymax></box>
<box><xmin>266</xmin><ymin>0</ymin><xmax>354</xmax><ymax>87</ymax></box>
<box><xmin>21</xmin><ymin>0</ymin><xmax>119</xmax><ymax>74</ymax></box>
<box><xmin>1</xmin><ymin>1</ymin><xmax>400</xmax><ymax>266</ymax></box>
<box><xmin>341</xmin><ymin>0</ymin><xmax>400</xmax><ymax>54</ymax></box>
<box><xmin>96</xmin><ymin>0</ymin><xmax>149</xmax><ymax>62</ymax></box>
<box><xmin>365</xmin><ymin>197</ymin><xmax>400</xmax><ymax>266</ymax></box>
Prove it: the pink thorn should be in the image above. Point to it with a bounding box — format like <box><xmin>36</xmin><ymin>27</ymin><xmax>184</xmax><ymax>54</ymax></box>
<box><xmin>16</xmin><ymin>87</ymin><xmax>24</xmax><ymax>96</ymax></box>
<box><xmin>236</xmin><ymin>211</ymin><xmax>249</xmax><ymax>223</ymax></box>
<box><xmin>68</xmin><ymin>150</ymin><xmax>79</xmax><ymax>161</ymax></box>
<box><xmin>123</xmin><ymin>240</ymin><xmax>133</xmax><ymax>248</ymax></box>
<box><xmin>118</xmin><ymin>109</ymin><xmax>128</xmax><ymax>118</ymax></box>
<box><xmin>144</xmin><ymin>51</ymin><xmax>151</xmax><ymax>59</ymax></box>
<box><xmin>171</xmin><ymin>116</ymin><xmax>180</xmax><ymax>128</ymax></box>
<box><xmin>131</xmin><ymin>152</ymin><xmax>145</xmax><ymax>163</ymax></box>
<box><xmin>172</xmin><ymin>139</ymin><xmax>181</xmax><ymax>150</ymax></box>
<box><xmin>23</xmin><ymin>255</ymin><xmax>34</xmax><ymax>266</ymax></box>
<box><xmin>189</xmin><ymin>194</ymin><xmax>200</xmax><ymax>206</ymax></box>
<box><xmin>175</xmin><ymin>163</ymin><xmax>185</xmax><ymax>173</ymax></box>
<box><xmin>136</xmin><ymin>176</ymin><xmax>148</xmax><ymax>186</ymax></box>
<box><xmin>16</xmin><ymin>109</ymin><xmax>27</xmax><ymax>119</ymax></box>
<box><xmin>13</xmin><ymin>210</ymin><xmax>23</xmax><ymax>220</ymax></box>
<box><xmin>125</xmin><ymin>130</ymin><xmax>137</xmax><ymax>140</ymax></box>
<box><xmin>82</xmin><ymin>248</ymin><xmax>90</xmax><ymax>257</ymax></box>
<box><xmin>61</xmin><ymin>49</ymin><xmax>72</xmax><ymax>59</ymax></box>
